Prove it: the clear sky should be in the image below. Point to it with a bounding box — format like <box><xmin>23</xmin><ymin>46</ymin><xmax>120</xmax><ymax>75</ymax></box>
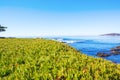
<box><xmin>0</xmin><ymin>0</ymin><xmax>120</xmax><ymax>37</ymax></box>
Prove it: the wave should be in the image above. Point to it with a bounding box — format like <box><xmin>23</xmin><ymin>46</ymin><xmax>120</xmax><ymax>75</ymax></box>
<box><xmin>51</xmin><ymin>37</ymin><xmax>120</xmax><ymax>44</ymax></box>
<box><xmin>51</xmin><ymin>38</ymin><xmax>78</xmax><ymax>43</ymax></box>
<box><xmin>52</xmin><ymin>38</ymin><xmax>95</xmax><ymax>44</ymax></box>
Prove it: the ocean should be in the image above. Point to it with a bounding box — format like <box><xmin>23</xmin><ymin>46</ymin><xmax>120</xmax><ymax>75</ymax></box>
<box><xmin>49</xmin><ymin>36</ymin><xmax>120</xmax><ymax>63</ymax></box>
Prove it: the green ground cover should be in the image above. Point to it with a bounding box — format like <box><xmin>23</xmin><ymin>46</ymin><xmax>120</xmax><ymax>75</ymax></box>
<box><xmin>0</xmin><ymin>38</ymin><xmax>120</xmax><ymax>80</ymax></box>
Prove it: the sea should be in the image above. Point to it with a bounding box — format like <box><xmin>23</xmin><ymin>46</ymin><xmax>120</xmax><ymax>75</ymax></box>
<box><xmin>47</xmin><ymin>36</ymin><xmax>120</xmax><ymax>63</ymax></box>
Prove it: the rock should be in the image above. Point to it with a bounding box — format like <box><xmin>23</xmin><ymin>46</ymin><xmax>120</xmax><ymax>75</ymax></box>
<box><xmin>96</xmin><ymin>52</ymin><xmax>111</xmax><ymax>57</ymax></box>
<box><xmin>110</xmin><ymin>46</ymin><xmax>120</xmax><ymax>55</ymax></box>
<box><xmin>111</xmin><ymin>51</ymin><xmax>120</xmax><ymax>55</ymax></box>
<box><xmin>111</xmin><ymin>48</ymin><xmax>120</xmax><ymax>52</ymax></box>
<box><xmin>97</xmin><ymin>46</ymin><xmax>120</xmax><ymax>58</ymax></box>
<box><xmin>116</xmin><ymin>46</ymin><xmax>120</xmax><ymax>49</ymax></box>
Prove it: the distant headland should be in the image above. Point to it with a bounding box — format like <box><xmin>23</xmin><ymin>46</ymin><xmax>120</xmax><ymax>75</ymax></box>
<box><xmin>101</xmin><ymin>33</ymin><xmax>120</xmax><ymax>36</ymax></box>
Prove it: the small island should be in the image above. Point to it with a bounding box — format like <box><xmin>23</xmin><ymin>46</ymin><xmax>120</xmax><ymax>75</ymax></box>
<box><xmin>101</xmin><ymin>33</ymin><xmax>120</xmax><ymax>36</ymax></box>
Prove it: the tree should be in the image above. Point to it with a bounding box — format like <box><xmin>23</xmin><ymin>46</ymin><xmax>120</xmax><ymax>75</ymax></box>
<box><xmin>0</xmin><ymin>25</ymin><xmax>7</xmax><ymax>32</ymax></box>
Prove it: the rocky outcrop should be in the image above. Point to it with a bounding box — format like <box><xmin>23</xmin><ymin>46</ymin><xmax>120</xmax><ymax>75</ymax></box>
<box><xmin>96</xmin><ymin>46</ymin><xmax>120</xmax><ymax>57</ymax></box>
<box><xmin>96</xmin><ymin>52</ymin><xmax>111</xmax><ymax>57</ymax></box>
<box><xmin>111</xmin><ymin>46</ymin><xmax>120</xmax><ymax>55</ymax></box>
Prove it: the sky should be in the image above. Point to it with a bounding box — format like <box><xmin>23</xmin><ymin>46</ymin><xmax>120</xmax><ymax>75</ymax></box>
<box><xmin>0</xmin><ymin>0</ymin><xmax>120</xmax><ymax>37</ymax></box>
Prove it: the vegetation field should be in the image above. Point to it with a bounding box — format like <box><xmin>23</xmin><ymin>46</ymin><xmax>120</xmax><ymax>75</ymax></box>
<box><xmin>0</xmin><ymin>38</ymin><xmax>120</xmax><ymax>80</ymax></box>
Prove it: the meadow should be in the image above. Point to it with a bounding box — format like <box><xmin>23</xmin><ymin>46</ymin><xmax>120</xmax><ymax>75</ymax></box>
<box><xmin>0</xmin><ymin>38</ymin><xmax>120</xmax><ymax>80</ymax></box>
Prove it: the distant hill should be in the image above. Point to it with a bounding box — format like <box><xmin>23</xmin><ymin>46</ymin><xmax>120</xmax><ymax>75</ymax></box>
<box><xmin>101</xmin><ymin>33</ymin><xmax>120</xmax><ymax>36</ymax></box>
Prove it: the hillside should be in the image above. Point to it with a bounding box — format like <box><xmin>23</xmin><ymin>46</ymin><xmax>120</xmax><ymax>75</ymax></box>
<box><xmin>0</xmin><ymin>38</ymin><xmax>120</xmax><ymax>80</ymax></box>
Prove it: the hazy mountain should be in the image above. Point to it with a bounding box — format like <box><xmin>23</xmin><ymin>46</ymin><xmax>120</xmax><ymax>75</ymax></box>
<box><xmin>101</xmin><ymin>33</ymin><xmax>120</xmax><ymax>36</ymax></box>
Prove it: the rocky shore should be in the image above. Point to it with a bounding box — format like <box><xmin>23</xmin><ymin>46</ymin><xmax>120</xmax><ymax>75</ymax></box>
<box><xmin>96</xmin><ymin>46</ymin><xmax>120</xmax><ymax>57</ymax></box>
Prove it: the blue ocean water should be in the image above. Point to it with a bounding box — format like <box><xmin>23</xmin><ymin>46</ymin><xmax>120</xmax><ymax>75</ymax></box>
<box><xmin>50</xmin><ymin>36</ymin><xmax>120</xmax><ymax>63</ymax></box>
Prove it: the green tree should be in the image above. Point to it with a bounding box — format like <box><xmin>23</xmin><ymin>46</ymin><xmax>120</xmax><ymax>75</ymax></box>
<box><xmin>0</xmin><ymin>25</ymin><xmax>7</xmax><ymax>32</ymax></box>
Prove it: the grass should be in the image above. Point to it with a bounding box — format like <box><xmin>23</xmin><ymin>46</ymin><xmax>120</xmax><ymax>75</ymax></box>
<box><xmin>0</xmin><ymin>38</ymin><xmax>120</xmax><ymax>80</ymax></box>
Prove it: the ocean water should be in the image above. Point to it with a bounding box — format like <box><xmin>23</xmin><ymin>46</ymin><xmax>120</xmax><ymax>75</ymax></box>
<box><xmin>50</xmin><ymin>36</ymin><xmax>120</xmax><ymax>63</ymax></box>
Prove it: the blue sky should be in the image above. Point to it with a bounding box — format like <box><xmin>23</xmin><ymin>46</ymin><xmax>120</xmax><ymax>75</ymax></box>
<box><xmin>0</xmin><ymin>0</ymin><xmax>120</xmax><ymax>37</ymax></box>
